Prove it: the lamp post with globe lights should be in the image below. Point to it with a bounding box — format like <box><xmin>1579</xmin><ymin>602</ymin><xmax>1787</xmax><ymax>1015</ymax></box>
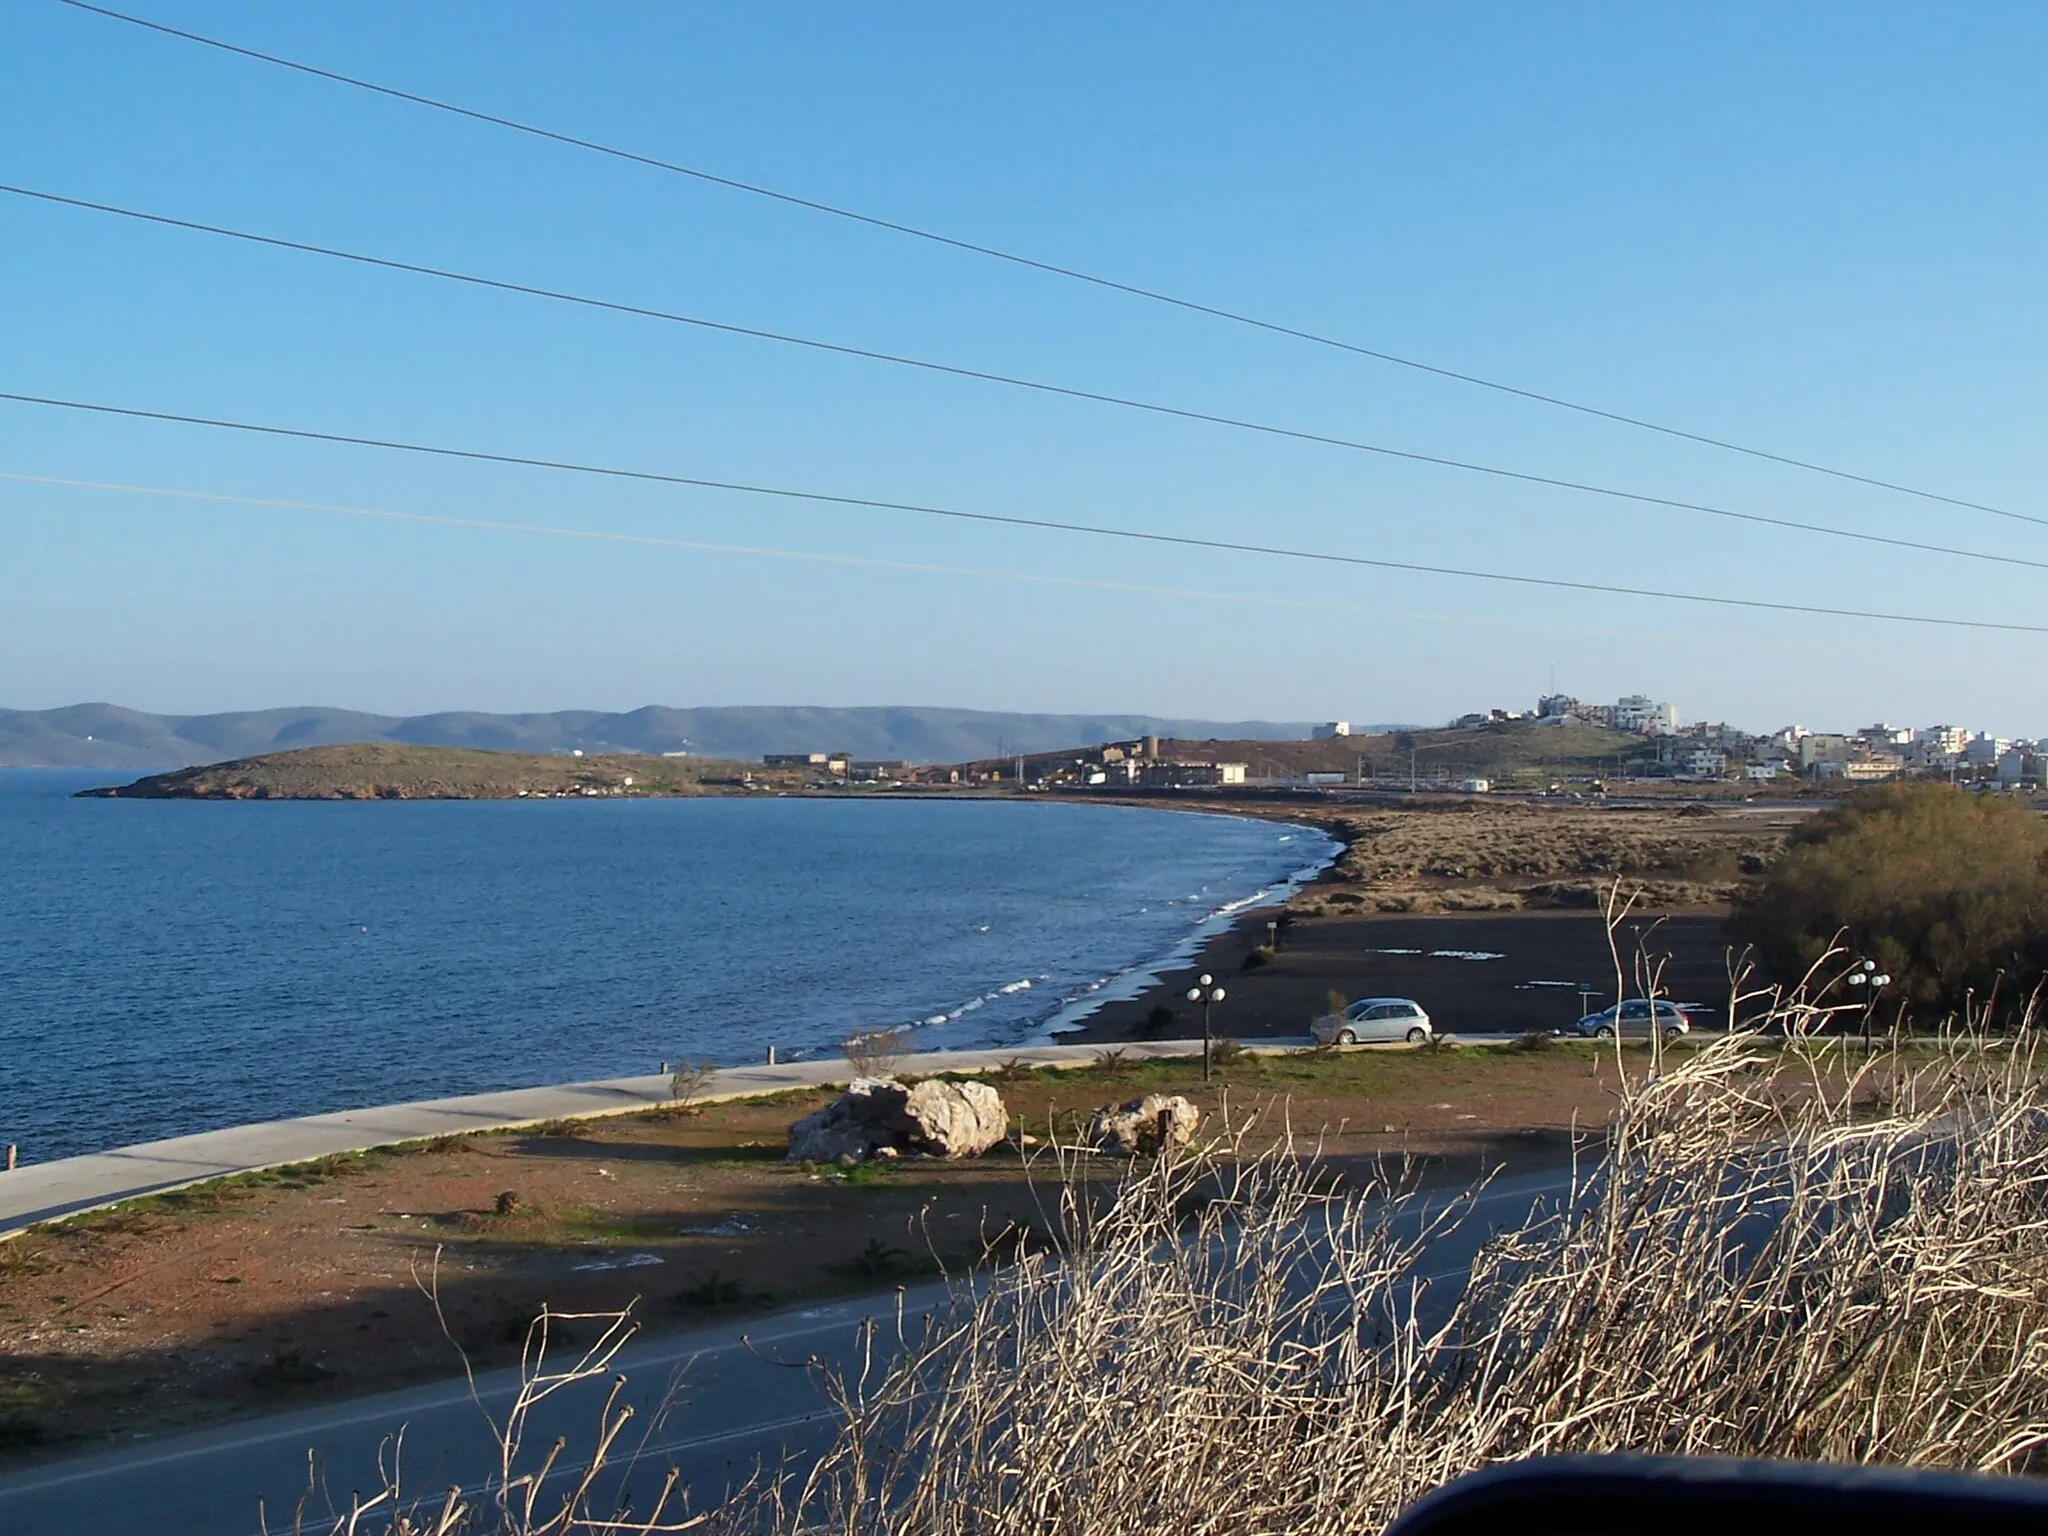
<box><xmin>1847</xmin><ymin>960</ymin><xmax>1892</xmax><ymax>1047</ymax></box>
<box><xmin>1187</xmin><ymin>973</ymin><xmax>1227</xmax><ymax>1081</ymax></box>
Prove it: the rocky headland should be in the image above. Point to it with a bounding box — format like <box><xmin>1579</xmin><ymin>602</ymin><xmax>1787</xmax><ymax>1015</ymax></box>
<box><xmin>77</xmin><ymin>742</ymin><xmax>798</xmax><ymax>800</ymax></box>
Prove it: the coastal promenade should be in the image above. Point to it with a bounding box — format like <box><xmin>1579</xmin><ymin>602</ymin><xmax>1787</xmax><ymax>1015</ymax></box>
<box><xmin>0</xmin><ymin>1039</ymin><xmax>1248</xmax><ymax>1237</ymax></box>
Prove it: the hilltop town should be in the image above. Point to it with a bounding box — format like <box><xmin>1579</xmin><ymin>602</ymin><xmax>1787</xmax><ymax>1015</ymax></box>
<box><xmin>759</xmin><ymin>689</ymin><xmax>2048</xmax><ymax>794</ymax></box>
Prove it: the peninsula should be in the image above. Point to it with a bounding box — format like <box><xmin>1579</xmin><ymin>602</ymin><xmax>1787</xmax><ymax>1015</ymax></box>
<box><xmin>77</xmin><ymin>742</ymin><xmax>797</xmax><ymax>800</ymax></box>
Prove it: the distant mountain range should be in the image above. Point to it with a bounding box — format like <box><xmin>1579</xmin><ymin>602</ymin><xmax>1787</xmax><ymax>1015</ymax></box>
<box><xmin>0</xmin><ymin>704</ymin><xmax>1357</xmax><ymax>769</ymax></box>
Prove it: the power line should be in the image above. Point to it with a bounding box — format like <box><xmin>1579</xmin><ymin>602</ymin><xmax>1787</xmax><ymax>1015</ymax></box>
<box><xmin>4</xmin><ymin>387</ymin><xmax>2044</xmax><ymax>636</ymax></box>
<box><xmin>57</xmin><ymin>0</ymin><xmax>2034</xmax><ymax>528</ymax></box>
<box><xmin>0</xmin><ymin>471</ymin><xmax>1681</xmax><ymax>644</ymax></box>
<box><xmin>9</xmin><ymin>182</ymin><xmax>2048</xmax><ymax>578</ymax></box>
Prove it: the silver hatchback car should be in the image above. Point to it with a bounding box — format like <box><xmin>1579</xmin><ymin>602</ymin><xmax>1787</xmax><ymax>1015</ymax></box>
<box><xmin>1313</xmin><ymin>996</ymin><xmax>1434</xmax><ymax>1046</ymax></box>
<box><xmin>1574</xmin><ymin>998</ymin><xmax>1690</xmax><ymax>1040</ymax></box>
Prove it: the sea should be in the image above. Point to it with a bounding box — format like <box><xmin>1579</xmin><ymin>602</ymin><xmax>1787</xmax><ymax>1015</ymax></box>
<box><xmin>0</xmin><ymin>771</ymin><xmax>1334</xmax><ymax>1164</ymax></box>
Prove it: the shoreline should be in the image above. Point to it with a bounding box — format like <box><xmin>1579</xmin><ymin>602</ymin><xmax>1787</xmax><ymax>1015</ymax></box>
<box><xmin>6</xmin><ymin>786</ymin><xmax>1324</xmax><ymax>1163</ymax></box>
<box><xmin>1032</xmin><ymin>811</ymin><xmax>1343</xmax><ymax>1042</ymax></box>
<box><xmin>10</xmin><ymin>787</ymin><xmax>1770</xmax><ymax>1187</ymax></box>
<box><xmin>0</xmin><ymin>1038</ymin><xmax>1255</xmax><ymax>1238</ymax></box>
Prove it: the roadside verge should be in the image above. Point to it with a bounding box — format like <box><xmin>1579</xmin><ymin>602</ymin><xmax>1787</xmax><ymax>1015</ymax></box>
<box><xmin>0</xmin><ymin>1039</ymin><xmax>1283</xmax><ymax>1237</ymax></box>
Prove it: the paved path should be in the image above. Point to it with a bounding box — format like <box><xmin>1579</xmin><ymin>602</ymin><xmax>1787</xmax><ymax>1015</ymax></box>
<box><xmin>0</xmin><ymin>1038</ymin><xmax>1296</xmax><ymax>1237</ymax></box>
<box><xmin>0</xmin><ymin>1167</ymin><xmax>1575</xmax><ymax>1533</ymax></box>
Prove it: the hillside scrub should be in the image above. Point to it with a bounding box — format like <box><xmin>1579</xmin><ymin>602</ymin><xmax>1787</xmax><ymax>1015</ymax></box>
<box><xmin>1318</xmin><ymin>802</ymin><xmax>1789</xmax><ymax>912</ymax></box>
<box><xmin>1732</xmin><ymin>784</ymin><xmax>2048</xmax><ymax>1018</ymax></box>
<box><xmin>725</xmin><ymin>1032</ymin><xmax>2048</xmax><ymax>1536</ymax></box>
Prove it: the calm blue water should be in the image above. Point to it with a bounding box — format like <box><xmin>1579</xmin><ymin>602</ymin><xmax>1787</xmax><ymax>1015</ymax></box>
<box><xmin>0</xmin><ymin>772</ymin><xmax>1331</xmax><ymax>1163</ymax></box>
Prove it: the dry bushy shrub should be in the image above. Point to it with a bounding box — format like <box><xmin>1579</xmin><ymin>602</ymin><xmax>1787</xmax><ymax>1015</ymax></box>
<box><xmin>1733</xmin><ymin>783</ymin><xmax>2048</xmax><ymax>1018</ymax></box>
<box><xmin>668</xmin><ymin>1060</ymin><xmax>717</xmax><ymax>1110</ymax></box>
<box><xmin>725</xmin><ymin>1024</ymin><xmax>2048</xmax><ymax>1536</ymax></box>
<box><xmin>285</xmin><ymin>1304</ymin><xmax>699</xmax><ymax>1536</ymax></box>
<box><xmin>842</xmin><ymin>1027</ymin><xmax>910</xmax><ymax>1079</ymax></box>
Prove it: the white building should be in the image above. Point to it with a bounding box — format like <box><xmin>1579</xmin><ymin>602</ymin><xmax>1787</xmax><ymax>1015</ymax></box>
<box><xmin>1311</xmin><ymin>721</ymin><xmax>1352</xmax><ymax>739</ymax></box>
<box><xmin>1613</xmin><ymin>694</ymin><xmax>1680</xmax><ymax>734</ymax></box>
<box><xmin>1921</xmin><ymin>725</ymin><xmax>1969</xmax><ymax>757</ymax></box>
<box><xmin>1963</xmin><ymin>734</ymin><xmax>2010</xmax><ymax>766</ymax></box>
<box><xmin>1679</xmin><ymin>748</ymin><xmax>1726</xmax><ymax>779</ymax></box>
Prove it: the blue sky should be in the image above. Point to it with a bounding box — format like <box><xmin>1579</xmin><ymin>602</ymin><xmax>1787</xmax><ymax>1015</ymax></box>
<box><xmin>3</xmin><ymin>2</ymin><xmax>2043</xmax><ymax>733</ymax></box>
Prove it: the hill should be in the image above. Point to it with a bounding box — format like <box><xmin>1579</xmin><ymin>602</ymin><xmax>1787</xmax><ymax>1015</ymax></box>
<box><xmin>1177</xmin><ymin>721</ymin><xmax>1658</xmax><ymax>784</ymax></box>
<box><xmin>0</xmin><ymin>703</ymin><xmax>1337</xmax><ymax>769</ymax></box>
<box><xmin>974</xmin><ymin>720</ymin><xmax>1658</xmax><ymax>785</ymax></box>
<box><xmin>77</xmin><ymin>744</ymin><xmax>795</xmax><ymax>800</ymax></box>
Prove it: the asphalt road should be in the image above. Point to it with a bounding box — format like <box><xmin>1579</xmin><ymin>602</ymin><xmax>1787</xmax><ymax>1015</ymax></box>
<box><xmin>0</xmin><ymin>1167</ymin><xmax>1574</xmax><ymax>1534</ymax></box>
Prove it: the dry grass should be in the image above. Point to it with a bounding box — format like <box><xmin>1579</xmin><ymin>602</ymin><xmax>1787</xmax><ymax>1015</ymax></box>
<box><xmin>297</xmin><ymin>896</ymin><xmax>2048</xmax><ymax>1534</ymax></box>
<box><xmin>278</xmin><ymin>1281</ymin><xmax>699</xmax><ymax>1533</ymax></box>
<box><xmin>1318</xmin><ymin>802</ymin><xmax>1792</xmax><ymax>912</ymax></box>
<box><xmin>718</xmin><ymin>1022</ymin><xmax>2048</xmax><ymax>1535</ymax></box>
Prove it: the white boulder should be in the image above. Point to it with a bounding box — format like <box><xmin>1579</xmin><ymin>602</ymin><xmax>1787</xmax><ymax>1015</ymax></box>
<box><xmin>1088</xmin><ymin>1094</ymin><xmax>1200</xmax><ymax>1156</ymax></box>
<box><xmin>786</xmin><ymin>1077</ymin><xmax>903</xmax><ymax>1163</ymax></box>
<box><xmin>788</xmin><ymin>1076</ymin><xmax>1008</xmax><ymax>1162</ymax></box>
<box><xmin>900</xmin><ymin>1079</ymin><xmax>1008</xmax><ymax>1158</ymax></box>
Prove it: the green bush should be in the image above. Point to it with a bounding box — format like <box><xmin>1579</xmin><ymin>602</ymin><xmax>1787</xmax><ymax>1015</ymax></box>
<box><xmin>1730</xmin><ymin>784</ymin><xmax>2048</xmax><ymax>1019</ymax></box>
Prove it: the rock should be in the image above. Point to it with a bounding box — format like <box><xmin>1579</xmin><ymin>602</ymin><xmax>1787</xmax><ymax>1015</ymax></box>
<box><xmin>787</xmin><ymin>1076</ymin><xmax>1008</xmax><ymax>1162</ymax></box>
<box><xmin>1089</xmin><ymin>1094</ymin><xmax>1200</xmax><ymax>1156</ymax></box>
<box><xmin>899</xmin><ymin>1079</ymin><xmax>1008</xmax><ymax>1158</ymax></box>
<box><xmin>786</xmin><ymin>1077</ymin><xmax>906</xmax><ymax>1163</ymax></box>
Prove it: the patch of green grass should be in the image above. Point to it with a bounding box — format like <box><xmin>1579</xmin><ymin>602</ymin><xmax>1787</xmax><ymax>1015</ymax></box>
<box><xmin>672</xmin><ymin>1269</ymin><xmax>777</xmax><ymax>1310</ymax></box>
<box><xmin>688</xmin><ymin>1143</ymin><xmax>788</xmax><ymax>1170</ymax></box>
<box><xmin>530</xmin><ymin>1118</ymin><xmax>595</xmax><ymax>1140</ymax></box>
<box><xmin>0</xmin><ymin>1413</ymin><xmax>48</xmax><ymax>1453</ymax></box>
<box><xmin>836</xmin><ymin>1160</ymin><xmax>903</xmax><ymax>1188</ymax></box>
<box><xmin>832</xmin><ymin>1236</ymin><xmax>927</xmax><ymax>1279</ymax></box>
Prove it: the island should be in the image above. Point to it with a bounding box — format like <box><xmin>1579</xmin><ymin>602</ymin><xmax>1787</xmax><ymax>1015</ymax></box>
<box><xmin>77</xmin><ymin>742</ymin><xmax>803</xmax><ymax>800</ymax></box>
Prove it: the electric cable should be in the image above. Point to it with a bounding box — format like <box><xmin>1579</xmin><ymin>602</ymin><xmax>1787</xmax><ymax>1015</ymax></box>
<box><xmin>7</xmin><ymin>181</ymin><xmax>2047</xmax><ymax>576</ymax></box>
<box><xmin>4</xmin><ymin>388</ymin><xmax>2043</xmax><ymax>635</ymax></box>
<box><xmin>1</xmin><ymin>471</ymin><xmax>1692</xmax><ymax>644</ymax></box>
<box><xmin>55</xmin><ymin>0</ymin><xmax>2035</xmax><ymax>528</ymax></box>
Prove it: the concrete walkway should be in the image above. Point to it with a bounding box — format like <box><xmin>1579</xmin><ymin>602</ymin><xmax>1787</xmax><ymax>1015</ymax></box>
<box><xmin>0</xmin><ymin>1038</ymin><xmax>1274</xmax><ymax>1238</ymax></box>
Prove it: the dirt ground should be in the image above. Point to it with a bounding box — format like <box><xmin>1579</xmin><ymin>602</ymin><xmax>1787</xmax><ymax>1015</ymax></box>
<box><xmin>1063</xmin><ymin>795</ymin><xmax>1808</xmax><ymax>1046</ymax></box>
<box><xmin>1309</xmin><ymin>799</ymin><xmax>1803</xmax><ymax>912</ymax></box>
<box><xmin>1070</xmin><ymin>907</ymin><xmax>1744</xmax><ymax>1043</ymax></box>
<box><xmin>0</xmin><ymin>1045</ymin><xmax>1640</xmax><ymax>1461</ymax></box>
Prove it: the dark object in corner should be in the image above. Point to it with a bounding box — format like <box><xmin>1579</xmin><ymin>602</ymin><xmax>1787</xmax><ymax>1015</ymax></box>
<box><xmin>1382</xmin><ymin>1454</ymin><xmax>2048</xmax><ymax>1536</ymax></box>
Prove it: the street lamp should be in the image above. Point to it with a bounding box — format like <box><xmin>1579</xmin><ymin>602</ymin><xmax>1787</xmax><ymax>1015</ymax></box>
<box><xmin>1846</xmin><ymin>960</ymin><xmax>1892</xmax><ymax>1047</ymax></box>
<box><xmin>1186</xmin><ymin>972</ymin><xmax>1228</xmax><ymax>1081</ymax></box>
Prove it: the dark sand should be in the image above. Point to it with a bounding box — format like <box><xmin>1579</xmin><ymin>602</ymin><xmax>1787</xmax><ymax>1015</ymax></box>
<box><xmin>1065</xmin><ymin>905</ymin><xmax>1740</xmax><ymax>1042</ymax></box>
